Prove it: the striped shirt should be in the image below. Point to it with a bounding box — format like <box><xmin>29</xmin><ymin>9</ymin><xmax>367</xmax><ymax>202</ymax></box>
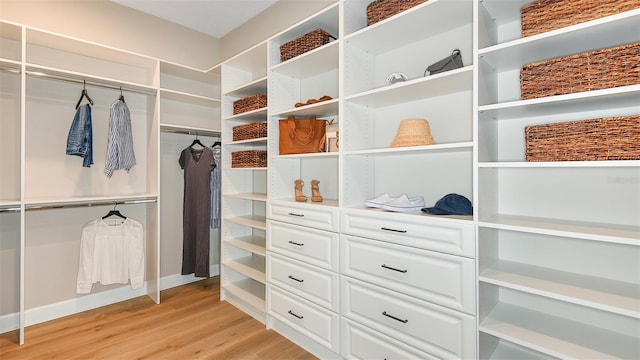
<box><xmin>105</xmin><ymin>99</ymin><xmax>136</xmax><ymax>177</ymax></box>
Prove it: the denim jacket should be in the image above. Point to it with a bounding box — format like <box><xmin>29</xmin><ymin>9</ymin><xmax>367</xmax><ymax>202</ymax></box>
<box><xmin>66</xmin><ymin>104</ymin><xmax>93</xmax><ymax>167</ymax></box>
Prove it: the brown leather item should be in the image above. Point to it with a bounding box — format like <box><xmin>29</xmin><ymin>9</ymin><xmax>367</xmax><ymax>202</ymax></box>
<box><xmin>279</xmin><ymin>115</ymin><xmax>327</xmax><ymax>155</ymax></box>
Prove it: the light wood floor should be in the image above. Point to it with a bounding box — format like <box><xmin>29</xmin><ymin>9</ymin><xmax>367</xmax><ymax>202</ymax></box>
<box><xmin>0</xmin><ymin>277</ymin><xmax>316</xmax><ymax>359</ymax></box>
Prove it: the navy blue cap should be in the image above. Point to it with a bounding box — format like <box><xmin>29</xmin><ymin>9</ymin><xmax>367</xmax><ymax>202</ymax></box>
<box><xmin>421</xmin><ymin>193</ymin><xmax>473</xmax><ymax>215</ymax></box>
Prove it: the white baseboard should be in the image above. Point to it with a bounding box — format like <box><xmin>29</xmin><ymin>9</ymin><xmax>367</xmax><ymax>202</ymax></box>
<box><xmin>0</xmin><ymin>264</ymin><xmax>220</xmax><ymax>334</ymax></box>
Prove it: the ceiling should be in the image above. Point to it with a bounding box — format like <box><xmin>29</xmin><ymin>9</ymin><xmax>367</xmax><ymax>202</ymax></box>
<box><xmin>111</xmin><ymin>0</ymin><xmax>279</xmax><ymax>38</ymax></box>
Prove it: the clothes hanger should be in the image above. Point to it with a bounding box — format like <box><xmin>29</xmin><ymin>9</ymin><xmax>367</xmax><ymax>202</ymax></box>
<box><xmin>75</xmin><ymin>80</ymin><xmax>94</xmax><ymax>109</ymax></box>
<box><xmin>212</xmin><ymin>137</ymin><xmax>221</xmax><ymax>147</ymax></box>
<box><xmin>119</xmin><ymin>87</ymin><xmax>125</xmax><ymax>103</ymax></box>
<box><xmin>190</xmin><ymin>134</ymin><xmax>205</xmax><ymax>148</ymax></box>
<box><xmin>102</xmin><ymin>203</ymin><xmax>126</xmax><ymax>220</ymax></box>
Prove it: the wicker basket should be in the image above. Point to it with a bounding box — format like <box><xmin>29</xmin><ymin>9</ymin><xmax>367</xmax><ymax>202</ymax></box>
<box><xmin>233</xmin><ymin>122</ymin><xmax>267</xmax><ymax>142</ymax></box>
<box><xmin>366</xmin><ymin>0</ymin><xmax>428</xmax><ymax>26</ymax></box>
<box><xmin>520</xmin><ymin>42</ymin><xmax>640</xmax><ymax>100</ymax></box>
<box><xmin>280</xmin><ymin>29</ymin><xmax>333</xmax><ymax>62</ymax></box>
<box><xmin>233</xmin><ymin>94</ymin><xmax>267</xmax><ymax>115</ymax></box>
<box><xmin>231</xmin><ymin>150</ymin><xmax>267</xmax><ymax>168</ymax></box>
<box><xmin>521</xmin><ymin>0</ymin><xmax>640</xmax><ymax>37</ymax></box>
<box><xmin>525</xmin><ymin>115</ymin><xmax>640</xmax><ymax>161</ymax></box>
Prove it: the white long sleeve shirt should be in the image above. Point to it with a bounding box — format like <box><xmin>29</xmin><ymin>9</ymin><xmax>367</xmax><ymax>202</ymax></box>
<box><xmin>76</xmin><ymin>218</ymin><xmax>145</xmax><ymax>294</ymax></box>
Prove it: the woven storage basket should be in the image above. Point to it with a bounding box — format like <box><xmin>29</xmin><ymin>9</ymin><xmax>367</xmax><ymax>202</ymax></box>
<box><xmin>366</xmin><ymin>0</ymin><xmax>428</xmax><ymax>26</ymax></box>
<box><xmin>233</xmin><ymin>94</ymin><xmax>267</xmax><ymax>115</ymax></box>
<box><xmin>520</xmin><ymin>42</ymin><xmax>640</xmax><ymax>100</ymax></box>
<box><xmin>521</xmin><ymin>0</ymin><xmax>640</xmax><ymax>37</ymax></box>
<box><xmin>525</xmin><ymin>115</ymin><xmax>640</xmax><ymax>161</ymax></box>
<box><xmin>233</xmin><ymin>122</ymin><xmax>267</xmax><ymax>141</ymax></box>
<box><xmin>231</xmin><ymin>150</ymin><xmax>267</xmax><ymax>168</ymax></box>
<box><xmin>280</xmin><ymin>29</ymin><xmax>333</xmax><ymax>62</ymax></box>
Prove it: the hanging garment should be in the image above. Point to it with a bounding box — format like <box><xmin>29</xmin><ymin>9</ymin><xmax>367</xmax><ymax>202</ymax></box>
<box><xmin>76</xmin><ymin>218</ymin><xmax>145</xmax><ymax>294</ymax></box>
<box><xmin>179</xmin><ymin>146</ymin><xmax>215</xmax><ymax>277</ymax></box>
<box><xmin>105</xmin><ymin>99</ymin><xmax>136</xmax><ymax>177</ymax></box>
<box><xmin>210</xmin><ymin>144</ymin><xmax>222</xmax><ymax>229</ymax></box>
<box><xmin>66</xmin><ymin>104</ymin><xmax>93</xmax><ymax>168</ymax></box>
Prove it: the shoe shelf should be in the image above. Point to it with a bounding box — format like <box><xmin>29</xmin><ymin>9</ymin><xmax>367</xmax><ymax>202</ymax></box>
<box><xmin>224</xmin><ymin>236</ymin><xmax>266</xmax><ymax>257</ymax></box>
<box><xmin>222</xmin><ymin>254</ymin><xmax>266</xmax><ymax>284</ymax></box>
<box><xmin>479</xmin><ymin>333</ymin><xmax>557</xmax><ymax>360</ymax></box>
<box><xmin>221</xmin><ymin>277</ymin><xmax>266</xmax><ymax>310</ymax></box>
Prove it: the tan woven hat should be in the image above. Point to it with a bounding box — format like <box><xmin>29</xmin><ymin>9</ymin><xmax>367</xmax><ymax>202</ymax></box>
<box><xmin>390</xmin><ymin>118</ymin><xmax>436</xmax><ymax>147</ymax></box>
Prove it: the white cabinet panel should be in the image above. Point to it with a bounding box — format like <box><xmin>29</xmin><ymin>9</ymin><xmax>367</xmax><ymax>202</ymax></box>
<box><xmin>267</xmin><ymin>220</ymin><xmax>338</xmax><ymax>271</ymax></box>
<box><xmin>268</xmin><ymin>201</ymin><xmax>339</xmax><ymax>232</ymax></box>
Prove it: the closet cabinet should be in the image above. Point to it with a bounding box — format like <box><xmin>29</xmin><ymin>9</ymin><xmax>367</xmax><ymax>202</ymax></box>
<box><xmin>220</xmin><ymin>42</ymin><xmax>269</xmax><ymax>322</ymax></box>
<box><xmin>476</xmin><ymin>2</ymin><xmax>640</xmax><ymax>359</ymax></box>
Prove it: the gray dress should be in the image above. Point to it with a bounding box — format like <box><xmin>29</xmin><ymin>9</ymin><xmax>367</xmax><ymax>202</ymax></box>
<box><xmin>179</xmin><ymin>146</ymin><xmax>215</xmax><ymax>277</ymax></box>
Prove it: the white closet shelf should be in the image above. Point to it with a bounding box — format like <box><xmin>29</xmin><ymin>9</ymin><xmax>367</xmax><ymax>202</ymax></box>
<box><xmin>224</xmin><ymin>76</ymin><xmax>267</xmax><ymax>97</ymax></box>
<box><xmin>478</xmin><ymin>85</ymin><xmax>640</xmax><ymax>120</ymax></box>
<box><xmin>270</xmin><ymin>42</ymin><xmax>338</xmax><ymax>77</ymax></box>
<box><xmin>270</xmin><ymin>198</ymin><xmax>339</xmax><ymax>209</ymax></box>
<box><xmin>223</xmin><ymin>193</ymin><xmax>267</xmax><ymax>202</ymax></box>
<box><xmin>272</xmin><ymin>99</ymin><xmax>339</xmax><ymax>118</ymax></box>
<box><xmin>24</xmin><ymin>194</ymin><xmax>158</xmax><ymax>210</ymax></box>
<box><xmin>25</xmin><ymin>65</ymin><xmax>158</xmax><ymax>95</ymax></box>
<box><xmin>160</xmin><ymin>123</ymin><xmax>220</xmax><ymax>137</ymax></box>
<box><xmin>0</xmin><ymin>59</ymin><xmax>21</xmax><ymax>69</ymax></box>
<box><xmin>275</xmin><ymin>152</ymin><xmax>338</xmax><ymax>159</ymax></box>
<box><xmin>345</xmin><ymin>0</ymin><xmax>472</xmax><ymax>56</ymax></box>
<box><xmin>478</xmin><ymin>10</ymin><xmax>640</xmax><ymax>70</ymax></box>
<box><xmin>225</xmin><ymin>166</ymin><xmax>267</xmax><ymax>171</ymax></box>
<box><xmin>224</xmin><ymin>108</ymin><xmax>268</xmax><ymax>121</ymax></box>
<box><xmin>222</xmin><ymin>278</ymin><xmax>265</xmax><ymax>310</ymax></box>
<box><xmin>223</xmin><ymin>255</ymin><xmax>266</xmax><ymax>284</ymax></box>
<box><xmin>478</xmin><ymin>160</ymin><xmax>640</xmax><ymax>168</ymax></box>
<box><xmin>478</xmin><ymin>0</ymin><xmax>529</xmax><ymax>25</ymax></box>
<box><xmin>480</xmin><ymin>260</ymin><xmax>640</xmax><ymax>318</ymax></box>
<box><xmin>346</xmin><ymin>66</ymin><xmax>473</xmax><ymax>107</ymax></box>
<box><xmin>478</xmin><ymin>215</ymin><xmax>640</xmax><ymax>245</ymax></box>
<box><xmin>225</xmin><ymin>215</ymin><xmax>267</xmax><ymax>230</ymax></box>
<box><xmin>225</xmin><ymin>236</ymin><xmax>266</xmax><ymax>256</ymax></box>
<box><xmin>229</xmin><ymin>137</ymin><xmax>267</xmax><ymax>146</ymax></box>
<box><xmin>345</xmin><ymin>142</ymin><xmax>473</xmax><ymax>156</ymax></box>
<box><xmin>481</xmin><ymin>339</ymin><xmax>556</xmax><ymax>360</ymax></box>
<box><xmin>479</xmin><ymin>302</ymin><xmax>640</xmax><ymax>360</ymax></box>
<box><xmin>159</xmin><ymin>88</ymin><xmax>221</xmax><ymax>106</ymax></box>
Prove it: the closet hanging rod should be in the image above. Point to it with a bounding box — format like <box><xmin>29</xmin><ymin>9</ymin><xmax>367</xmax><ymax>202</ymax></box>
<box><xmin>0</xmin><ymin>67</ymin><xmax>22</xmax><ymax>74</ymax></box>
<box><xmin>160</xmin><ymin>127</ymin><xmax>221</xmax><ymax>137</ymax></box>
<box><xmin>0</xmin><ymin>207</ymin><xmax>21</xmax><ymax>213</ymax></box>
<box><xmin>25</xmin><ymin>198</ymin><xmax>157</xmax><ymax>211</ymax></box>
<box><xmin>25</xmin><ymin>70</ymin><xmax>157</xmax><ymax>96</ymax></box>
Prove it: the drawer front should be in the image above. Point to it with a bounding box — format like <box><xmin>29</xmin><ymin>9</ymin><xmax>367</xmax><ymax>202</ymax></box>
<box><xmin>267</xmin><ymin>252</ymin><xmax>339</xmax><ymax>311</ymax></box>
<box><xmin>267</xmin><ymin>220</ymin><xmax>338</xmax><ymax>271</ymax></box>
<box><xmin>268</xmin><ymin>201</ymin><xmax>339</xmax><ymax>232</ymax></box>
<box><xmin>342</xmin><ymin>235</ymin><xmax>475</xmax><ymax>315</ymax></box>
<box><xmin>341</xmin><ymin>208</ymin><xmax>474</xmax><ymax>257</ymax></box>
<box><xmin>341</xmin><ymin>277</ymin><xmax>476</xmax><ymax>360</ymax></box>
<box><xmin>267</xmin><ymin>285</ymin><xmax>339</xmax><ymax>352</ymax></box>
<box><xmin>341</xmin><ymin>318</ymin><xmax>437</xmax><ymax>360</ymax></box>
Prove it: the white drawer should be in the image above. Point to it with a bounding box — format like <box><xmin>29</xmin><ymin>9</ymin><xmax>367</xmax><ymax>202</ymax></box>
<box><xmin>341</xmin><ymin>318</ymin><xmax>437</xmax><ymax>360</ymax></box>
<box><xmin>342</xmin><ymin>235</ymin><xmax>475</xmax><ymax>315</ymax></box>
<box><xmin>267</xmin><ymin>285</ymin><xmax>339</xmax><ymax>352</ymax></box>
<box><xmin>267</xmin><ymin>220</ymin><xmax>338</xmax><ymax>271</ymax></box>
<box><xmin>341</xmin><ymin>277</ymin><xmax>476</xmax><ymax>360</ymax></box>
<box><xmin>341</xmin><ymin>208</ymin><xmax>474</xmax><ymax>257</ymax></box>
<box><xmin>268</xmin><ymin>201</ymin><xmax>339</xmax><ymax>232</ymax></box>
<box><xmin>267</xmin><ymin>252</ymin><xmax>339</xmax><ymax>311</ymax></box>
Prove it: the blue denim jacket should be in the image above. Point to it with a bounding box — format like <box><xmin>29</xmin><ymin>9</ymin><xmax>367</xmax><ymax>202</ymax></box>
<box><xmin>66</xmin><ymin>104</ymin><xmax>93</xmax><ymax>167</ymax></box>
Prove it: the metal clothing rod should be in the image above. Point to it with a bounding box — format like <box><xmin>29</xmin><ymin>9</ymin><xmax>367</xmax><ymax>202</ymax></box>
<box><xmin>160</xmin><ymin>127</ymin><xmax>221</xmax><ymax>137</ymax></box>
<box><xmin>0</xmin><ymin>207</ymin><xmax>21</xmax><ymax>213</ymax></box>
<box><xmin>26</xmin><ymin>198</ymin><xmax>157</xmax><ymax>211</ymax></box>
<box><xmin>25</xmin><ymin>70</ymin><xmax>157</xmax><ymax>96</ymax></box>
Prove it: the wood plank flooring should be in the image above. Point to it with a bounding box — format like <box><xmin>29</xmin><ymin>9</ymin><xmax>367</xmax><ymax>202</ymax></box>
<box><xmin>0</xmin><ymin>277</ymin><xmax>316</xmax><ymax>359</ymax></box>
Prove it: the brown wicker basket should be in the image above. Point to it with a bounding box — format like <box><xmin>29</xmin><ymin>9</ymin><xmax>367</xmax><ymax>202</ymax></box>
<box><xmin>520</xmin><ymin>42</ymin><xmax>640</xmax><ymax>100</ymax></box>
<box><xmin>233</xmin><ymin>122</ymin><xmax>267</xmax><ymax>142</ymax></box>
<box><xmin>233</xmin><ymin>94</ymin><xmax>267</xmax><ymax>115</ymax></box>
<box><xmin>521</xmin><ymin>0</ymin><xmax>640</xmax><ymax>37</ymax></box>
<box><xmin>280</xmin><ymin>29</ymin><xmax>334</xmax><ymax>62</ymax></box>
<box><xmin>231</xmin><ymin>150</ymin><xmax>267</xmax><ymax>168</ymax></box>
<box><xmin>366</xmin><ymin>0</ymin><xmax>428</xmax><ymax>26</ymax></box>
<box><xmin>525</xmin><ymin>115</ymin><xmax>640</xmax><ymax>161</ymax></box>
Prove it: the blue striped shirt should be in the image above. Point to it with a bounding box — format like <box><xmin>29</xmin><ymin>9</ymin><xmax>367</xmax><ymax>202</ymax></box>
<box><xmin>105</xmin><ymin>99</ymin><xmax>136</xmax><ymax>177</ymax></box>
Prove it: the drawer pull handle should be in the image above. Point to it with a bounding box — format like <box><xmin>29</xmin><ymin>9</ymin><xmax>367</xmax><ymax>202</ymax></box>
<box><xmin>288</xmin><ymin>240</ymin><xmax>304</xmax><ymax>246</ymax></box>
<box><xmin>288</xmin><ymin>310</ymin><xmax>304</xmax><ymax>319</ymax></box>
<box><xmin>382</xmin><ymin>311</ymin><xmax>408</xmax><ymax>324</ymax></box>
<box><xmin>381</xmin><ymin>264</ymin><xmax>407</xmax><ymax>273</ymax></box>
<box><xmin>288</xmin><ymin>275</ymin><xmax>304</xmax><ymax>283</ymax></box>
<box><xmin>288</xmin><ymin>212</ymin><xmax>304</xmax><ymax>217</ymax></box>
<box><xmin>381</xmin><ymin>227</ymin><xmax>407</xmax><ymax>233</ymax></box>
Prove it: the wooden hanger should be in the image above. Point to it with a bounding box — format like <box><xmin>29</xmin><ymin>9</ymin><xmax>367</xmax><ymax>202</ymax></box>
<box><xmin>75</xmin><ymin>80</ymin><xmax>94</xmax><ymax>109</ymax></box>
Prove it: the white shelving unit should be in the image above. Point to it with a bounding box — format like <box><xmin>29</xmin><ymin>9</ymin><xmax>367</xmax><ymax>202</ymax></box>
<box><xmin>476</xmin><ymin>1</ymin><xmax>640</xmax><ymax>359</ymax></box>
<box><xmin>220</xmin><ymin>41</ymin><xmax>269</xmax><ymax>323</ymax></box>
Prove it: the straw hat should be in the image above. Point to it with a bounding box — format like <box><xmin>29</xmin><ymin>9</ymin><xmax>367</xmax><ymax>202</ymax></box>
<box><xmin>390</xmin><ymin>118</ymin><xmax>436</xmax><ymax>147</ymax></box>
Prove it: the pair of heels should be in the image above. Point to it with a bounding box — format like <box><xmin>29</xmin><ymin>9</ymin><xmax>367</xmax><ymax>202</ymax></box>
<box><xmin>294</xmin><ymin>95</ymin><xmax>332</xmax><ymax>108</ymax></box>
<box><xmin>294</xmin><ymin>179</ymin><xmax>323</xmax><ymax>202</ymax></box>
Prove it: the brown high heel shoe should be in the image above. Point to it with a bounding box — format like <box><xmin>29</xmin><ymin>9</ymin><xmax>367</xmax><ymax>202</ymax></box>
<box><xmin>311</xmin><ymin>179</ymin><xmax>323</xmax><ymax>202</ymax></box>
<box><xmin>294</xmin><ymin>179</ymin><xmax>307</xmax><ymax>202</ymax></box>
